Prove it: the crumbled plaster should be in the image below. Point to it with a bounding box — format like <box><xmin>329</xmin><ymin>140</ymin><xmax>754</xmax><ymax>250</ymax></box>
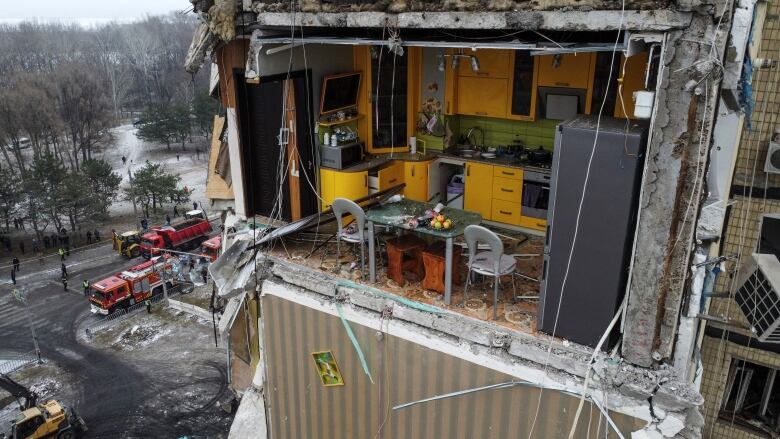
<box><xmin>623</xmin><ymin>0</ymin><xmax>733</xmax><ymax>368</ymax></box>
<box><xmin>252</xmin><ymin>10</ymin><xmax>693</xmax><ymax>31</ymax></box>
<box><xmin>250</xmin><ymin>0</ymin><xmax>672</xmax><ymax>13</ymax></box>
<box><xmin>254</xmin><ymin>254</ymin><xmax>703</xmax><ymax>435</ymax></box>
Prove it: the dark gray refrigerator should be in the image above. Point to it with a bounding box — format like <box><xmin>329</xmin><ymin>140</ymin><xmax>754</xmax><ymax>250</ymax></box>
<box><xmin>538</xmin><ymin>116</ymin><xmax>647</xmax><ymax>348</ymax></box>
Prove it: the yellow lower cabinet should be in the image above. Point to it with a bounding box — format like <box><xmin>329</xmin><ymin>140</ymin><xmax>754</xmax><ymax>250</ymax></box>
<box><xmin>333</xmin><ymin>170</ymin><xmax>368</xmax><ymax>202</ymax></box>
<box><xmin>319</xmin><ymin>168</ymin><xmax>336</xmax><ymax>211</ymax></box>
<box><xmin>464</xmin><ymin>162</ymin><xmax>493</xmax><ymax>220</ymax></box>
<box><xmin>378</xmin><ymin>161</ymin><xmax>404</xmax><ymax>191</ymax></box>
<box><xmin>404</xmin><ymin>161</ymin><xmax>429</xmax><ymax>202</ymax></box>
<box><xmin>491</xmin><ymin>199</ymin><xmax>522</xmax><ymax>226</ymax></box>
<box><xmin>492</xmin><ymin>176</ymin><xmax>523</xmax><ymax>202</ymax></box>
<box><xmin>518</xmin><ymin>215</ymin><xmax>547</xmax><ymax>232</ymax></box>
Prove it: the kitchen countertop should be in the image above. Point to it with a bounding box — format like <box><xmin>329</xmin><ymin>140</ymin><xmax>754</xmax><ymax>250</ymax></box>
<box><xmin>329</xmin><ymin>150</ymin><xmax>551</xmax><ymax>174</ymax></box>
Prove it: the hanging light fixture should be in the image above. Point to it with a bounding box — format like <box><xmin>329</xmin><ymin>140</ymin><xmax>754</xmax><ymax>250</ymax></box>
<box><xmin>451</xmin><ymin>55</ymin><xmax>460</xmax><ymax>70</ymax></box>
<box><xmin>438</xmin><ymin>55</ymin><xmax>445</xmax><ymax>72</ymax></box>
<box><xmin>470</xmin><ymin>55</ymin><xmax>480</xmax><ymax>72</ymax></box>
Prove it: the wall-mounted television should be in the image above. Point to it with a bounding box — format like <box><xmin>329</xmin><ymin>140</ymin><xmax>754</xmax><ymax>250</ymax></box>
<box><xmin>320</xmin><ymin>72</ymin><xmax>362</xmax><ymax>115</ymax></box>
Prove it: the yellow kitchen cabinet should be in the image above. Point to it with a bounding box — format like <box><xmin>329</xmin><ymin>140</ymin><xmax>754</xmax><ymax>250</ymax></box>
<box><xmin>464</xmin><ymin>162</ymin><xmax>493</xmax><ymax>220</ymax></box>
<box><xmin>404</xmin><ymin>160</ymin><xmax>430</xmax><ymax>202</ymax></box>
<box><xmin>458</xmin><ymin>48</ymin><xmax>511</xmax><ymax>79</ymax></box>
<box><xmin>492</xmin><ymin>176</ymin><xmax>523</xmax><ymax>202</ymax></box>
<box><xmin>444</xmin><ymin>49</ymin><xmax>458</xmax><ymax>115</ymax></box>
<box><xmin>492</xmin><ymin>199</ymin><xmax>522</xmax><ymax>226</ymax></box>
<box><xmin>493</xmin><ymin>165</ymin><xmax>523</xmax><ymax>181</ymax></box>
<box><xmin>614</xmin><ymin>52</ymin><xmax>649</xmax><ymax>119</ymax></box>
<box><xmin>457</xmin><ymin>76</ymin><xmax>508</xmax><ymax>118</ymax></box>
<box><xmin>518</xmin><ymin>215</ymin><xmax>547</xmax><ymax>232</ymax></box>
<box><xmin>507</xmin><ymin>51</ymin><xmax>539</xmax><ymax>121</ymax></box>
<box><xmin>378</xmin><ymin>161</ymin><xmax>404</xmax><ymax>191</ymax></box>
<box><xmin>335</xmin><ymin>170</ymin><xmax>369</xmax><ymax>201</ymax></box>
<box><xmin>319</xmin><ymin>168</ymin><xmax>336</xmax><ymax>211</ymax></box>
<box><xmin>537</xmin><ymin>53</ymin><xmax>595</xmax><ymax>89</ymax></box>
<box><xmin>320</xmin><ymin>168</ymin><xmax>368</xmax><ymax>210</ymax></box>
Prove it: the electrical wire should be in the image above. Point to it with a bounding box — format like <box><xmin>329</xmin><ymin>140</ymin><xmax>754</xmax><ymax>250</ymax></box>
<box><xmin>527</xmin><ymin>1</ymin><xmax>625</xmax><ymax>437</ymax></box>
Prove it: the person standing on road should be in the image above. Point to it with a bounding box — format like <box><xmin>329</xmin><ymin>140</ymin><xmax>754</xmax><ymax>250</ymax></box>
<box><xmin>61</xmin><ymin>263</ymin><xmax>67</xmax><ymax>278</ymax></box>
<box><xmin>58</xmin><ymin>247</ymin><xmax>65</xmax><ymax>261</ymax></box>
<box><xmin>192</xmin><ymin>201</ymin><xmax>198</xmax><ymax>211</ymax></box>
<box><xmin>86</xmin><ymin>230</ymin><xmax>92</xmax><ymax>244</ymax></box>
<box><xmin>19</xmin><ymin>241</ymin><xmax>24</xmax><ymax>255</ymax></box>
<box><xmin>94</xmin><ymin>229</ymin><xmax>100</xmax><ymax>241</ymax></box>
<box><xmin>173</xmin><ymin>205</ymin><xmax>179</xmax><ymax>218</ymax></box>
<box><xmin>61</xmin><ymin>275</ymin><xmax>68</xmax><ymax>292</ymax></box>
<box><xmin>11</xmin><ymin>268</ymin><xmax>16</xmax><ymax>285</ymax></box>
<box><xmin>145</xmin><ymin>299</ymin><xmax>152</xmax><ymax>314</ymax></box>
<box><xmin>32</xmin><ymin>238</ymin><xmax>39</xmax><ymax>254</ymax></box>
<box><xmin>82</xmin><ymin>279</ymin><xmax>90</xmax><ymax>296</ymax></box>
<box><xmin>12</xmin><ymin>257</ymin><xmax>19</xmax><ymax>272</ymax></box>
<box><xmin>122</xmin><ymin>156</ymin><xmax>127</xmax><ymax>165</ymax></box>
<box><xmin>165</xmin><ymin>214</ymin><xmax>171</xmax><ymax>225</ymax></box>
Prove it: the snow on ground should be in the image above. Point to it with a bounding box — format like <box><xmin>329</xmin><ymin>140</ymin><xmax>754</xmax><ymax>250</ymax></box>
<box><xmin>102</xmin><ymin>124</ymin><xmax>210</xmax><ymax>227</ymax></box>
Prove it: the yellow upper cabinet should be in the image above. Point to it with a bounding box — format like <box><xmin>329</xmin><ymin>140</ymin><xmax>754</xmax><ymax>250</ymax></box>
<box><xmin>464</xmin><ymin>162</ymin><xmax>494</xmax><ymax>220</ymax></box>
<box><xmin>615</xmin><ymin>52</ymin><xmax>649</xmax><ymax>119</ymax></box>
<box><xmin>403</xmin><ymin>161</ymin><xmax>429</xmax><ymax>202</ymax></box>
<box><xmin>457</xmin><ymin>76</ymin><xmax>508</xmax><ymax>118</ymax></box>
<box><xmin>507</xmin><ymin>51</ymin><xmax>538</xmax><ymax>121</ymax></box>
<box><xmin>458</xmin><ymin>49</ymin><xmax>511</xmax><ymax>79</ymax></box>
<box><xmin>353</xmin><ymin>46</ymin><xmax>417</xmax><ymax>154</ymax></box>
<box><xmin>537</xmin><ymin>53</ymin><xmax>595</xmax><ymax>89</ymax></box>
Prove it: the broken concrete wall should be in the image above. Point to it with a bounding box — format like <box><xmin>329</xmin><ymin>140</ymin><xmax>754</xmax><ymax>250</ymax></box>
<box><xmin>251</xmin><ymin>255</ymin><xmax>705</xmax><ymax>437</ymax></box>
<box><xmin>249</xmin><ymin>0</ymin><xmax>672</xmax><ymax>13</ymax></box>
<box><xmin>622</xmin><ymin>0</ymin><xmax>734</xmax><ymax>368</ymax></box>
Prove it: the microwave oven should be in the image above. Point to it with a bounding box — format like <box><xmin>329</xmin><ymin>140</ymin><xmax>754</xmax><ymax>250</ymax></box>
<box><xmin>320</xmin><ymin>141</ymin><xmax>364</xmax><ymax>170</ymax></box>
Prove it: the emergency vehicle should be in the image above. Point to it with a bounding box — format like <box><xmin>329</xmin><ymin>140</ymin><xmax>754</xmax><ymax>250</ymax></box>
<box><xmin>200</xmin><ymin>235</ymin><xmax>222</xmax><ymax>261</ymax></box>
<box><xmin>88</xmin><ymin>258</ymin><xmax>174</xmax><ymax>315</ymax></box>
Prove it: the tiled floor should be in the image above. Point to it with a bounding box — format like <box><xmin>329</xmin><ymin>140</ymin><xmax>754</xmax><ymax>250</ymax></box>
<box><xmin>267</xmin><ymin>224</ymin><xmax>544</xmax><ymax>334</ymax></box>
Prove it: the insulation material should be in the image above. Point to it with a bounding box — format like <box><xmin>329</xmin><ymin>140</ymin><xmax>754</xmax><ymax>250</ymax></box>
<box><xmin>209</xmin><ymin>0</ymin><xmax>239</xmax><ymax>42</ymax></box>
<box><xmin>206</xmin><ymin>116</ymin><xmax>234</xmax><ymax>200</ymax></box>
<box><xmin>185</xmin><ymin>21</ymin><xmax>216</xmax><ymax>73</ymax></box>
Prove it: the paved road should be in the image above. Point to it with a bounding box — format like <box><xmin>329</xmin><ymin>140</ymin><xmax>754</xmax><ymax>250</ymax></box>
<box><xmin>0</xmin><ymin>245</ymin><xmax>232</xmax><ymax>438</ymax></box>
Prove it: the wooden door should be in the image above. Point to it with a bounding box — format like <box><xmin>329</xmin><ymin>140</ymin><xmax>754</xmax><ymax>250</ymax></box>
<box><xmin>464</xmin><ymin>162</ymin><xmax>493</xmax><ymax>219</ymax></box>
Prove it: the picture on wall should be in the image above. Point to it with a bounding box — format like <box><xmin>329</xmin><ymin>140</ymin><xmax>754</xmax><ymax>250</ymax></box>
<box><xmin>311</xmin><ymin>350</ymin><xmax>344</xmax><ymax>387</ymax></box>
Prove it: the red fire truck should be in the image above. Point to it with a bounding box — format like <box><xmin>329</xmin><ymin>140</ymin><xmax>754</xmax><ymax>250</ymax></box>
<box><xmin>88</xmin><ymin>258</ymin><xmax>174</xmax><ymax>315</ymax></box>
<box><xmin>139</xmin><ymin>213</ymin><xmax>213</xmax><ymax>259</ymax></box>
<box><xmin>200</xmin><ymin>235</ymin><xmax>222</xmax><ymax>262</ymax></box>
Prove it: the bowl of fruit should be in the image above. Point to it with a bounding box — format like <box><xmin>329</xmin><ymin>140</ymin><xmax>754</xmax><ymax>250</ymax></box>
<box><xmin>430</xmin><ymin>214</ymin><xmax>454</xmax><ymax>231</ymax></box>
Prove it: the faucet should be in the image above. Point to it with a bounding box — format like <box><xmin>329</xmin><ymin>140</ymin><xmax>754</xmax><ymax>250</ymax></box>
<box><xmin>466</xmin><ymin>126</ymin><xmax>485</xmax><ymax>151</ymax></box>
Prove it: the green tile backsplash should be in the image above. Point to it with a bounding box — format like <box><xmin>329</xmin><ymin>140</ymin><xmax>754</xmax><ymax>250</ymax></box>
<box><xmin>455</xmin><ymin>115</ymin><xmax>559</xmax><ymax>150</ymax></box>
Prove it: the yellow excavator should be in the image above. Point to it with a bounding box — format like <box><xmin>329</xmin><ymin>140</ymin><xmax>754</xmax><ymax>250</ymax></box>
<box><xmin>0</xmin><ymin>374</ymin><xmax>86</xmax><ymax>439</ymax></box>
<box><xmin>114</xmin><ymin>230</ymin><xmax>142</xmax><ymax>258</ymax></box>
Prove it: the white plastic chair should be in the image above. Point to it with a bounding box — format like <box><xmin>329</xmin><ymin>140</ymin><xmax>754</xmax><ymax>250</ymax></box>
<box><xmin>331</xmin><ymin>198</ymin><xmax>368</xmax><ymax>279</ymax></box>
<box><xmin>462</xmin><ymin>225</ymin><xmax>520</xmax><ymax>320</ymax></box>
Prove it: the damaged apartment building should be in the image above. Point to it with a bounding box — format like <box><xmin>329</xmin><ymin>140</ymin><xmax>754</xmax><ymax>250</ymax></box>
<box><xmin>187</xmin><ymin>0</ymin><xmax>779</xmax><ymax>437</ymax></box>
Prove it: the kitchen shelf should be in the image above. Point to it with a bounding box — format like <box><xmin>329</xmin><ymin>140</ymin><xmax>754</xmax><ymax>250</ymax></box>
<box><xmin>318</xmin><ymin>114</ymin><xmax>363</xmax><ymax>127</ymax></box>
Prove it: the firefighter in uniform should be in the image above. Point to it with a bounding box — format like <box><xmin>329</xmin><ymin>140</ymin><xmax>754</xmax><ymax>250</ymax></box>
<box><xmin>82</xmin><ymin>279</ymin><xmax>90</xmax><ymax>296</ymax></box>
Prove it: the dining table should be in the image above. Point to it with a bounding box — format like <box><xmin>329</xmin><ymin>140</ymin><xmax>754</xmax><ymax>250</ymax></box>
<box><xmin>365</xmin><ymin>198</ymin><xmax>482</xmax><ymax>305</ymax></box>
